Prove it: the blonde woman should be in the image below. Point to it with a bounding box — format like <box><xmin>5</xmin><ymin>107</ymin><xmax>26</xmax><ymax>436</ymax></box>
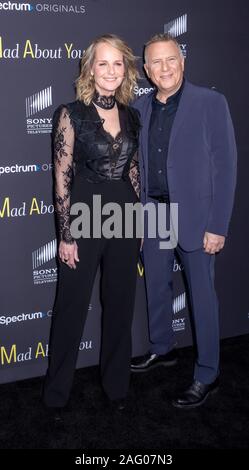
<box><xmin>43</xmin><ymin>34</ymin><xmax>140</xmax><ymax>412</ymax></box>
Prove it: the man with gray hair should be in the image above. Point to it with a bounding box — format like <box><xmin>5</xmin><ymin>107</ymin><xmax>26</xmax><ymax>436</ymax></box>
<box><xmin>131</xmin><ymin>33</ymin><xmax>237</xmax><ymax>408</ymax></box>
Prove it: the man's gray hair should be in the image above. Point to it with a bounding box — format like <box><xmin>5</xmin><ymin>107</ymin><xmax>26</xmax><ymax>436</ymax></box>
<box><xmin>144</xmin><ymin>33</ymin><xmax>183</xmax><ymax>63</ymax></box>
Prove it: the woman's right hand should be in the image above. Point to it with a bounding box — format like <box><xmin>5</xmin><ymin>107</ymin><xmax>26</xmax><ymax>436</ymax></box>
<box><xmin>58</xmin><ymin>240</ymin><xmax>79</xmax><ymax>269</ymax></box>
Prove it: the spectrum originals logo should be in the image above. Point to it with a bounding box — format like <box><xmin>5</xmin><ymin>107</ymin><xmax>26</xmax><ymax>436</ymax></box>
<box><xmin>0</xmin><ymin>311</ymin><xmax>53</xmax><ymax>326</ymax></box>
<box><xmin>0</xmin><ymin>163</ymin><xmax>53</xmax><ymax>175</ymax></box>
<box><xmin>0</xmin><ymin>2</ymin><xmax>86</xmax><ymax>14</ymax></box>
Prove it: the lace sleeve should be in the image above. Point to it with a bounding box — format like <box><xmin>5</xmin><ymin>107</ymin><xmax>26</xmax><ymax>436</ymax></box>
<box><xmin>129</xmin><ymin>151</ymin><xmax>140</xmax><ymax>198</ymax></box>
<box><xmin>53</xmin><ymin>106</ymin><xmax>75</xmax><ymax>244</ymax></box>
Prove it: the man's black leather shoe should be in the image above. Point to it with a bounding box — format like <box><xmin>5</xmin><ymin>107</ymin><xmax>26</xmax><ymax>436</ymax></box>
<box><xmin>172</xmin><ymin>378</ymin><xmax>219</xmax><ymax>409</ymax></box>
<box><xmin>131</xmin><ymin>350</ymin><xmax>178</xmax><ymax>372</ymax></box>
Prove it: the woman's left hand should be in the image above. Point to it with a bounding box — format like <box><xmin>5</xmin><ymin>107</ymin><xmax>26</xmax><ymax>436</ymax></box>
<box><xmin>59</xmin><ymin>240</ymin><xmax>79</xmax><ymax>269</ymax></box>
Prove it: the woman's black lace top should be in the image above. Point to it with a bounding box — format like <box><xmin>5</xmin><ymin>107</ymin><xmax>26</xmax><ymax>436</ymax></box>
<box><xmin>52</xmin><ymin>100</ymin><xmax>140</xmax><ymax>243</ymax></box>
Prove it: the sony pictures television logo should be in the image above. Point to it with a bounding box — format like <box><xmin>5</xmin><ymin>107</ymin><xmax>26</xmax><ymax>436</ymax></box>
<box><xmin>164</xmin><ymin>13</ymin><xmax>187</xmax><ymax>58</ymax></box>
<box><xmin>172</xmin><ymin>292</ymin><xmax>186</xmax><ymax>332</ymax></box>
<box><xmin>0</xmin><ymin>2</ymin><xmax>86</xmax><ymax>14</ymax></box>
<box><xmin>32</xmin><ymin>239</ymin><xmax>58</xmax><ymax>285</ymax></box>
<box><xmin>31</xmin><ymin>240</ymin><xmax>102</xmax><ymax>293</ymax></box>
<box><xmin>26</xmin><ymin>86</ymin><xmax>53</xmax><ymax>135</ymax></box>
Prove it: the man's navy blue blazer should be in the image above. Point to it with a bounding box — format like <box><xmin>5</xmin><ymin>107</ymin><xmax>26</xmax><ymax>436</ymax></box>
<box><xmin>133</xmin><ymin>80</ymin><xmax>237</xmax><ymax>251</ymax></box>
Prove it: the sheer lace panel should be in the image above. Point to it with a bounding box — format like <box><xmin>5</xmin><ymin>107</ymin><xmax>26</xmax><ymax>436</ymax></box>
<box><xmin>53</xmin><ymin>107</ymin><xmax>75</xmax><ymax>243</ymax></box>
<box><xmin>129</xmin><ymin>151</ymin><xmax>140</xmax><ymax>198</ymax></box>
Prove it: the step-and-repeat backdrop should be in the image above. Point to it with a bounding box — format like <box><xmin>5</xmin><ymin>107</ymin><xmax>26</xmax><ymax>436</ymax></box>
<box><xmin>1</xmin><ymin>0</ymin><xmax>248</xmax><ymax>383</ymax></box>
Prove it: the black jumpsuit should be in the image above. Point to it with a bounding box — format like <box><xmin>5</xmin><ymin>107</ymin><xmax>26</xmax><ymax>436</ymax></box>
<box><xmin>43</xmin><ymin>100</ymin><xmax>141</xmax><ymax>406</ymax></box>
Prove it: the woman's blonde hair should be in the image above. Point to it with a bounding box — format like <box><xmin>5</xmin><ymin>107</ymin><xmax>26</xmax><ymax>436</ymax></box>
<box><xmin>76</xmin><ymin>34</ymin><xmax>139</xmax><ymax>106</ymax></box>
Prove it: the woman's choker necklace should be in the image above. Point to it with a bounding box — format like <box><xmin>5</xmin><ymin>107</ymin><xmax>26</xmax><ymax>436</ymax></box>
<box><xmin>92</xmin><ymin>91</ymin><xmax>116</xmax><ymax>110</ymax></box>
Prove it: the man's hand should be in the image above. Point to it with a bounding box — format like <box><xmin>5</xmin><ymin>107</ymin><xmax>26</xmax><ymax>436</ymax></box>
<box><xmin>203</xmin><ymin>232</ymin><xmax>225</xmax><ymax>255</ymax></box>
<box><xmin>59</xmin><ymin>240</ymin><xmax>79</xmax><ymax>269</ymax></box>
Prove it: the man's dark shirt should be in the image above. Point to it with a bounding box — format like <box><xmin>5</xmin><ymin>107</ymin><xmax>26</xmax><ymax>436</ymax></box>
<box><xmin>148</xmin><ymin>80</ymin><xmax>184</xmax><ymax>200</ymax></box>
